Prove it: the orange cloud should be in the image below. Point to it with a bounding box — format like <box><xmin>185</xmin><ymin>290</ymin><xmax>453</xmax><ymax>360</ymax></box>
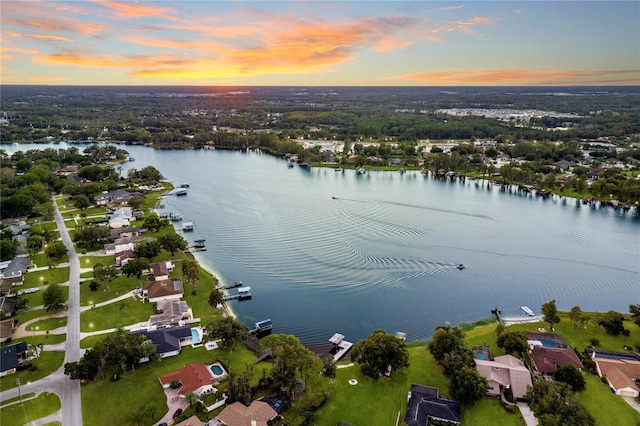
<box><xmin>6</xmin><ymin>17</ymin><xmax>107</xmax><ymax>35</ymax></box>
<box><xmin>384</xmin><ymin>68</ymin><xmax>640</xmax><ymax>85</ymax></box>
<box><xmin>30</xmin><ymin>34</ymin><xmax>74</xmax><ymax>42</ymax></box>
<box><xmin>33</xmin><ymin>51</ymin><xmax>198</xmax><ymax>69</ymax></box>
<box><xmin>94</xmin><ymin>0</ymin><xmax>175</xmax><ymax>18</ymax></box>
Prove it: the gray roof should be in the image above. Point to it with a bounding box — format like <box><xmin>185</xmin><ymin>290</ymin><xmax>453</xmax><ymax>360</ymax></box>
<box><xmin>0</xmin><ymin>341</ymin><xmax>27</xmax><ymax>372</ymax></box>
<box><xmin>129</xmin><ymin>325</ymin><xmax>191</xmax><ymax>355</ymax></box>
<box><xmin>404</xmin><ymin>384</ymin><xmax>461</xmax><ymax>425</ymax></box>
<box><xmin>2</xmin><ymin>256</ymin><xmax>29</xmax><ymax>278</ymax></box>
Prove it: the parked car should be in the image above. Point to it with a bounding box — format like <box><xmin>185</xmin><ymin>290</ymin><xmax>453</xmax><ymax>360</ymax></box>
<box><xmin>172</xmin><ymin>408</ymin><xmax>182</xmax><ymax>419</ymax></box>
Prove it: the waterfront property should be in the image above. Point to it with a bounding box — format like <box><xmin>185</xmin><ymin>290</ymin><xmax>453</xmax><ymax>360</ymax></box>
<box><xmin>529</xmin><ymin>345</ymin><xmax>584</xmax><ymax>378</ymax></box>
<box><xmin>329</xmin><ymin>333</ymin><xmax>353</xmax><ymax>362</ymax></box>
<box><xmin>141</xmin><ymin>278</ymin><xmax>184</xmax><ymax>303</ymax></box>
<box><xmin>404</xmin><ymin>384</ymin><xmax>461</xmax><ymax>425</ymax></box>
<box><xmin>475</xmin><ymin>354</ymin><xmax>533</xmax><ymax>400</ymax></box>
<box><xmin>159</xmin><ymin>363</ymin><xmax>217</xmax><ymax>397</ymax></box>
<box><xmin>147</xmin><ymin>299</ymin><xmax>193</xmax><ymax>326</ymax></box>
<box><xmin>129</xmin><ymin>325</ymin><xmax>193</xmax><ymax>359</ymax></box>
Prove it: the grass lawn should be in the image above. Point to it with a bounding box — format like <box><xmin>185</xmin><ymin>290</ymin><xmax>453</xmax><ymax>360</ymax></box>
<box><xmin>0</xmin><ymin>393</ymin><xmax>36</xmax><ymax>407</ymax></box>
<box><xmin>23</xmin><ymin>268</ymin><xmax>70</xmax><ymax>288</ymax></box>
<box><xmin>2</xmin><ymin>334</ymin><xmax>67</xmax><ymax>348</ymax></box>
<box><xmin>26</xmin><ymin>317</ymin><xmax>67</xmax><ymax>332</ymax></box>
<box><xmin>80</xmin><ymin>274</ymin><xmax>137</xmax><ymax>307</ymax></box>
<box><xmin>578</xmin><ymin>374</ymin><xmax>640</xmax><ymax>426</ymax></box>
<box><xmin>61</xmin><ymin>206</ymin><xmax>108</xmax><ymax>219</ymax></box>
<box><xmin>310</xmin><ymin>346</ymin><xmax>521</xmax><ymax>426</ymax></box>
<box><xmin>11</xmin><ymin>308</ymin><xmax>52</xmax><ymax>326</ymax></box>
<box><xmin>78</xmin><ymin>255</ymin><xmax>116</xmax><ymax>270</ymax></box>
<box><xmin>505</xmin><ymin>312</ymin><xmax>640</xmax><ymax>353</ymax></box>
<box><xmin>80</xmin><ymin>298</ymin><xmax>153</xmax><ymax>331</ymax></box>
<box><xmin>81</xmin><ymin>344</ymin><xmax>248</xmax><ymax>426</ymax></box>
<box><xmin>80</xmin><ymin>332</ymin><xmax>117</xmax><ymax>349</ymax></box>
<box><xmin>0</xmin><ymin>351</ymin><xmax>65</xmax><ymax>391</ymax></box>
<box><xmin>30</xmin><ymin>252</ymin><xmax>69</xmax><ymax>268</ymax></box>
<box><xmin>0</xmin><ymin>392</ymin><xmax>61</xmax><ymax>426</ymax></box>
<box><xmin>30</xmin><ymin>286</ymin><xmax>69</xmax><ymax>308</ymax></box>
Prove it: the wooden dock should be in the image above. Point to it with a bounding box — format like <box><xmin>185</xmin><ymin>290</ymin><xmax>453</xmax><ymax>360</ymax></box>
<box><xmin>329</xmin><ymin>333</ymin><xmax>353</xmax><ymax>362</ymax></box>
<box><xmin>216</xmin><ymin>280</ymin><xmax>243</xmax><ymax>290</ymax></box>
<box><xmin>223</xmin><ymin>286</ymin><xmax>252</xmax><ymax>301</ymax></box>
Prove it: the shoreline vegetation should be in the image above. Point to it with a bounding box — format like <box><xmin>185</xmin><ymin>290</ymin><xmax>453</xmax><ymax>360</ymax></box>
<box><xmin>6</xmin><ymin>139</ymin><xmax>640</xmax><ymax>211</ymax></box>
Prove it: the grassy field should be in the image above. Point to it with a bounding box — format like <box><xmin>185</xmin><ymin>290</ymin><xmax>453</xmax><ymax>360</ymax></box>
<box><xmin>26</xmin><ymin>317</ymin><xmax>67</xmax><ymax>332</ymax></box>
<box><xmin>23</xmin><ymin>268</ymin><xmax>70</xmax><ymax>288</ymax></box>
<box><xmin>578</xmin><ymin>374</ymin><xmax>640</xmax><ymax>426</ymax></box>
<box><xmin>30</xmin><ymin>252</ymin><xmax>69</xmax><ymax>268</ymax></box>
<box><xmin>80</xmin><ymin>343</ymin><xmax>256</xmax><ymax>426</ymax></box>
<box><xmin>0</xmin><ymin>392</ymin><xmax>60</xmax><ymax>426</ymax></box>
<box><xmin>79</xmin><ymin>274</ymin><xmax>137</xmax><ymax>307</ymax></box>
<box><xmin>78</xmin><ymin>255</ymin><xmax>116</xmax><ymax>270</ymax></box>
<box><xmin>0</xmin><ymin>351</ymin><xmax>65</xmax><ymax>391</ymax></box>
<box><xmin>30</xmin><ymin>286</ymin><xmax>69</xmax><ymax>308</ymax></box>
<box><xmin>1</xmin><ymin>334</ymin><xmax>67</xmax><ymax>348</ymax></box>
<box><xmin>80</xmin><ymin>297</ymin><xmax>153</xmax><ymax>331</ymax></box>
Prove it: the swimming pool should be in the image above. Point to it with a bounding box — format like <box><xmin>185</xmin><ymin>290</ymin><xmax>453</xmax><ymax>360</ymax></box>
<box><xmin>191</xmin><ymin>328</ymin><xmax>201</xmax><ymax>344</ymax></box>
<box><xmin>211</xmin><ymin>364</ymin><xmax>224</xmax><ymax>375</ymax></box>
<box><xmin>537</xmin><ymin>339</ymin><xmax>559</xmax><ymax>347</ymax></box>
<box><xmin>475</xmin><ymin>353</ymin><xmax>487</xmax><ymax>360</ymax></box>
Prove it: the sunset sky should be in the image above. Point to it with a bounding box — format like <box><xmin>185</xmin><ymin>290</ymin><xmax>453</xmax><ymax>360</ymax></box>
<box><xmin>1</xmin><ymin>1</ymin><xmax>639</xmax><ymax>86</ymax></box>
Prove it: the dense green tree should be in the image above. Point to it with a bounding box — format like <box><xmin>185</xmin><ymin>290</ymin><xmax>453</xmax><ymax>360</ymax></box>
<box><xmin>629</xmin><ymin>304</ymin><xmax>640</xmax><ymax>327</ymax></box>
<box><xmin>43</xmin><ymin>283</ymin><xmax>65</xmax><ymax>311</ymax></box>
<box><xmin>449</xmin><ymin>367</ymin><xmax>488</xmax><ymax>406</ymax></box>
<box><xmin>182</xmin><ymin>259</ymin><xmax>199</xmax><ymax>286</ymax></box>
<box><xmin>72</xmin><ymin>194</ymin><xmax>92</xmax><ymax>210</ymax></box>
<box><xmin>596</xmin><ymin>310</ymin><xmax>627</xmax><ymax>336</ymax></box>
<box><xmin>27</xmin><ymin>234</ymin><xmax>44</xmax><ymax>252</ymax></box>
<box><xmin>122</xmin><ymin>258</ymin><xmax>150</xmax><ymax>285</ymax></box>
<box><xmin>45</xmin><ymin>241</ymin><xmax>67</xmax><ymax>260</ymax></box>
<box><xmin>142</xmin><ymin>214</ymin><xmax>164</xmax><ymax>232</ymax></box>
<box><xmin>158</xmin><ymin>233</ymin><xmax>187</xmax><ymax>255</ymax></box>
<box><xmin>205</xmin><ymin>316</ymin><xmax>249</xmax><ymax>349</ymax></box>
<box><xmin>497</xmin><ymin>330</ymin><xmax>528</xmax><ymax>355</ymax></box>
<box><xmin>351</xmin><ymin>329</ymin><xmax>409</xmax><ymax>379</ymax></box>
<box><xmin>133</xmin><ymin>240</ymin><xmax>161</xmax><ymax>260</ymax></box>
<box><xmin>208</xmin><ymin>289</ymin><xmax>224</xmax><ymax>308</ymax></box>
<box><xmin>0</xmin><ymin>239</ymin><xmax>17</xmax><ymax>261</ymax></box>
<box><xmin>541</xmin><ymin>299</ymin><xmax>561</xmax><ymax>329</ymax></box>
<box><xmin>127</xmin><ymin>196</ymin><xmax>144</xmax><ymax>210</ymax></box>
<box><xmin>526</xmin><ymin>380</ymin><xmax>594</xmax><ymax>426</ymax></box>
<box><xmin>260</xmin><ymin>334</ymin><xmax>319</xmax><ymax>399</ymax></box>
<box><xmin>553</xmin><ymin>364</ymin><xmax>586</xmax><ymax>391</ymax></box>
<box><xmin>428</xmin><ymin>325</ymin><xmax>469</xmax><ymax>364</ymax></box>
<box><xmin>72</xmin><ymin>225</ymin><xmax>111</xmax><ymax>249</ymax></box>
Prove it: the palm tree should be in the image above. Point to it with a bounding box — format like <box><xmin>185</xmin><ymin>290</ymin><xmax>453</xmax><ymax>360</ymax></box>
<box><xmin>184</xmin><ymin>391</ymin><xmax>198</xmax><ymax>409</ymax></box>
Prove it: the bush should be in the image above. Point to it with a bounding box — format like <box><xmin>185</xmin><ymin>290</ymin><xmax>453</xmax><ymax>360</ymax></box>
<box><xmin>170</xmin><ymin>379</ymin><xmax>181</xmax><ymax>389</ymax></box>
<box><xmin>589</xmin><ymin>338</ymin><xmax>599</xmax><ymax>346</ymax></box>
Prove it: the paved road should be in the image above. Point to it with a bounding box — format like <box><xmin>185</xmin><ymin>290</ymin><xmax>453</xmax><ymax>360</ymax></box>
<box><xmin>54</xmin><ymin>196</ymin><xmax>83</xmax><ymax>426</ymax></box>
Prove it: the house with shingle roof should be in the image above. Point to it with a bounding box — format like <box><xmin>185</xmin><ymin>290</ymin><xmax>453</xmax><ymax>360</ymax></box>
<box><xmin>404</xmin><ymin>384</ymin><xmax>461</xmax><ymax>425</ymax></box>
<box><xmin>216</xmin><ymin>400</ymin><xmax>277</xmax><ymax>426</ymax></box>
<box><xmin>142</xmin><ymin>278</ymin><xmax>183</xmax><ymax>304</ymax></box>
<box><xmin>159</xmin><ymin>363</ymin><xmax>216</xmax><ymax>397</ymax></box>
<box><xmin>129</xmin><ymin>325</ymin><xmax>192</xmax><ymax>359</ymax></box>
<box><xmin>104</xmin><ymin>236</ymin><xmax>144</xmax><ymax>255</ymax></box>
<box><xmin>0</xmin><ymin>319</ymin><xmax>17</xmax><ymax>343</ymax></box>
<box><xmin>529</xmin><ymin>346</ymin><xmax>583</xmax><ymax>378</ymax></box>
<box><xmin>595</xmin><ymin>358</ymin><xmax>640</xmax><ymax>397</ymax></box>
<box><xmin>0</xmin><ymin>341</ymin><xmax>28</xmax><ymax>377</ymax></box>
<box><xmin>475</xmin><ymin>354</ymin><xmax>532</xmax><ymax>400</ymax></box>
<box><xmin>150</xmin><ymin>261</ymin><xmax>173</xmax><ymax>281</ymax></box>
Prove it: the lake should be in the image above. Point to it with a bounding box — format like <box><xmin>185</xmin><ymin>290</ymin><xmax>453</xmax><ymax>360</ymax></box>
<box><xmin>4</xmin><ymin>142</ymin><xmax>639</xmax><ymax>342</ymax></box>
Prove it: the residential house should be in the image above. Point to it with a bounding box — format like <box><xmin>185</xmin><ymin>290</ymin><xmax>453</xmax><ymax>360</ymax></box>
<box><xmin>216</xmin><ymin>400</ymin><xmax>277</xmax><ymax>426</ymax></box>
<box><xmin>1</xmin><ymin>256</ymin><xmax>30</xmax><ymax>279</ymax></box>
<box><xmin>150</xmin><ymin>261</ymin><xmax>173</xmax><ymax>281</ymax></box>
<box><xmin>159</xmin><ymin>363</ymin><xmax>216</xmax><ymax>397</ymax></box>
<box><xmin>595</xmin><ymin>358</ymin><xmax>640</xmax><ymax>397</ymax></box>
<box><xmin>404</xmin><ymin>384</ymin><xmax>461</xmax><ymax>425</ymax></box>
<box><xmin>0</xmin><ymin>217</ymin><xmax>28</xmax><ymax>227</ymax></box>
<box><xmin>175</xmin><ymin>416</ymin><xmax>203</xmax><ymax>426</ymax></box>
<box><xmin>529</xmin><ymin>346</ymin><xmax>584</xmax><ymax>378</ymax></box>
<box><xmin>130</xmin><ymin>325</ymin><xmax>192</xmax><ymax>359</ymax></box>
<box><xmin>0</xmin><ymin>296</ymin><xmax>17</xmax><ymax>317</ymax></box>
<box><xmin>1</xmin><ymin>275</ymin><xmax>24</xmax><ymax>295</ymax></box>
<box><xmin>104</xmin><ymin>236</ymin><xmax>144</xmax><ymax>255</ymax></box>
<box><xmin>94</xmin><ymin>190</ymin><xmax>144</xmax><ymax>206</ymax></box>
<box><xmin>115</xmin><ymin>250</ymin><xmax>135</xmax><ymax>267</ymax></box>
<box><xmin>141</xmin><ymin>278</ymin><xmax>184</xmax><ymax>304</ymax></box>
<box><xmin>109</xmin><ymin>206</ymin><xmax>133</xmax><ymax>229</ymax></box>
<box><xmin>55</xmin><ymin>165</ymin><xmax>79</xmax><ymax>176</ymax></box>
<box><xmin>0</xmin><ymin>319</ymin><xmax>17</xmax><ymax>343</ymax></box>
<box><xmin>148</xmin><ymin>299</ymin><xmax>193</xmax><ymax>326</ymax></box>
<box><xmin>109</xmin><ymin>227</ymin><xmax>140</xmax><ymax>240</ymax></box>
<box><xmin>0</xmin><ymin>342</ymin><xmax>28</xmax><ymax>377</ymax></box>
<box><xmin>475</xmin><ymin>354</ymin><xmax>533</xmax><ymax>400</ymax></box>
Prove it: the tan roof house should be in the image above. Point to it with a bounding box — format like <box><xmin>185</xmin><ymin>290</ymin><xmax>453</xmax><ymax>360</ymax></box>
<box><xmin>595</xmin><ymin>358</ymin><xmax>640</xmax><ymax>398</ymax></box>
<box><xmin>216</xmin><ymin>401</ymin><xmax>277</xmax><ymax>426</ymax></box>
<box><xmin>150</xmin><ymin>261</ymin><xmax>173</xmax><ymax>281</ymax></box>
<box><xmin>0</xmin><ymin>319</ymin><xmax>17</xmax><ymax>343</ymax></box>
<box><xmin>175</xmin><ymin>416</ymin><xmax>203</xmax><ymax>426</ymax></box>
<box><xmin>475</xmin><ymin>354</ymin><xmax>533</xmax><ymax>399</ymax></box>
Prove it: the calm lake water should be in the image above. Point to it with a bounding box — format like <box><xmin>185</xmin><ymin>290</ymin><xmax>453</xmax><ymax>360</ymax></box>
<box><xmin>5</xmin><ymin>142</ymin><xmax>639</xmax><ymax>342</ymax></box>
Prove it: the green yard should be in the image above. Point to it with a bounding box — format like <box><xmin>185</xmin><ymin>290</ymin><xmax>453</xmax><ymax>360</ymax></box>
<box><xmin>23</xmin><ymin>268</ymin><xmax>70</xmax><ymax>289</ymax></box>
<box><xmin>2</xmin><ymin>334</ymin><xmax>67</xmax><ymax>348</ymax></box>
<box><xmin>578</xmin><ymin>374</ymin><xmax>640</xmax><ymax>426</ymax></box>
<box><xmin>30</xmin><ymin>252</ymin><xmax>69</xmax><ymax>268</ymax></box>
<box><xmin>26</xmin><ymin>317</ymin><xmax>67</xmax><ymax>332</ymax></box>
<box><xmin>80</xmin><ymin>298</ymin><xmax>152</xmax><ymax>331</ymax></box>
<box><xmin>78</xmin><ymin>255</ymin><xmax>116</xmax><ymax>270</ymax></box>
<box><xmin>79</xmin><ymin>274</ymin><xmax>137</xmax><ymax>307</ymax></box>
<box><xmin>0</xmin><ymin>392</ymin><xmax>61</xmax><ymax>426</ymax></box>
<box><xmin>0</xmin><ymin>351</ymin><xmax>65</xmax><ymax>391</ymax></box>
